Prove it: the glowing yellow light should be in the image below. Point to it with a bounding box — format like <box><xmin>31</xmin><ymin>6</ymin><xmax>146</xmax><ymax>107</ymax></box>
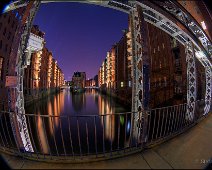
<box><xmin>201</xmin><ymin>21</ymin><xmax>207</xmax><ymax>30</ymax></box>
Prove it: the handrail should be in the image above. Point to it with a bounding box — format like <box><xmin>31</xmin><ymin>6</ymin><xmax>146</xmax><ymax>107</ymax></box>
<box><xmin>0</xmin><ymin>99</ymin><xmax>210</xmax><ymax>163</ymax></box>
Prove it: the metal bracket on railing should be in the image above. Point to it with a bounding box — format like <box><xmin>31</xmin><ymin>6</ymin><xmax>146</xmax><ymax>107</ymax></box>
<box><xmin>185</xmin><ymin>41</ymin><xmax>197</xmax><ymax>121</ymax></box>
<box><xmin>204</xmin><ymin>63</ymin><xmax>212</xmax><ymax>115</ymax></box>
<box><xmin>196</xmin><ymin>53</ymin><xmax>212</xmax><ymax>115</ymax></box>
<box><xmin>193</xmin><ymin>51</ymin><xmax>211</xmax><ymax>116</ymax></box>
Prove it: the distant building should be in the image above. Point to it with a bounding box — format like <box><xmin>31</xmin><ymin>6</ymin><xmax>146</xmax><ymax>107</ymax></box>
<box><xmin>72</xmin><ymin>72</ymin><xmax>86</xmax><ymax>89</ymax></box>
<box><xmin>94</xmin><ymin>75</ymin><xmax>98</xmax><ymax>87</ymax></box>
<box><xmin>85</xmin><ymin>78</ymin><xmax>95</xmax><ymax>87</ymax></box>
<box><xmin>64</xmin><ymin>80</ymin><xmax>71</xmax><ymax>86</ymax></box>
<box><xmin>98</xmin><ymin>67</ymin><xmax>102</xmax><ymax>88</ymax></box>
<box><xmin>100</xmin><ymin>59</ymin><xmax>107</xmax><ymax>90</ymax></box>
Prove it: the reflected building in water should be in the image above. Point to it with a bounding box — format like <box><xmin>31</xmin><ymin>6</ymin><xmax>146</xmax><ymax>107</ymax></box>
<box><xmin>29</xmin><ymin>91</ymin><xmax>65</xmax><ymax>154</ymax></box>
<box><xmin>98</xmin><ymin>95</ymin><xmax>115</xmax><ymax>141</ymax></box>
<box><xmin>50</xmin><ymin>91</ymin><xmax>65</xmax><ymax>128</ymax></box>
<box><xmin>37</xmin><ymin>111</ymin><xmax>49</xmax><ymax>154</ymax></box>
<box><xmin>71</xmin><ymin>92</ymin><xmax>86</xmax><ymax>113</ymax></box>
<box><xmin>98</xmin><ymin>93</ymin><xmax>131</xmax><ymax>146</ymax></box>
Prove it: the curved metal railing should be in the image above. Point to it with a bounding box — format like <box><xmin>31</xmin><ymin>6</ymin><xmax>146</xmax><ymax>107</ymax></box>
<box><xmin>0</xmin><ymin>99</ymin><xmax>210</xmax><ymax>162</ymax></box>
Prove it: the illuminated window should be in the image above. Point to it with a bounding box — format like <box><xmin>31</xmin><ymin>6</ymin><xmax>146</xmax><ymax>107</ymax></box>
<box><xmin>0</xmin><ymin>57</ymin><xmax>3</xmax><ymax>80</ymax></box>
<box><xmin>128</xmin><ymin>81</ymin><xmax>131</xmax><ymax>87</ymax></box>
<box><xmin>201</xmin><ymin>21</ymin><xmax>207</xmax><ymax>30</ymax></box>
<box><xmin>121</xmin><ymin>82</ymin><xmax>124</xmax><ymax>87</ymax></box>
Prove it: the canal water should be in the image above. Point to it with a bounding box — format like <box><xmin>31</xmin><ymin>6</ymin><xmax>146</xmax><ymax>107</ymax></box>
<box><xmin>25</xmin><ymin>89</ymin><xmax>132</xmax><ymax>156</ymax></box>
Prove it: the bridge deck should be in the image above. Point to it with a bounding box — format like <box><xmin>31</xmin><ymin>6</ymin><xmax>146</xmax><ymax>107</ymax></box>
<box><xmin>1</xmin><ymin>113</ymin><xmax>211</xmax><ymax>169</ymax></box>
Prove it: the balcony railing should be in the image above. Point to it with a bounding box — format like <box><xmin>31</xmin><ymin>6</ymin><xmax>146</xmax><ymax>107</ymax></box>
<box><xmin>0</xmin><ymin>99</ymin><xmax>210</xmax><ymax>163</ymax></box>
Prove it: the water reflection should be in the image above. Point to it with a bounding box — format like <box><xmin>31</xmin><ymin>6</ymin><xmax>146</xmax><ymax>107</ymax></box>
<box><xmin>71</xmin><ymin>92</ymin><xmax>86</xmax><ymax>112</ymax></box>
<box><xmin>37</xmin><ymin>112</ymin><xmax>49</xmax><ymax>154</ymax></box>
<box><xmin>25</xmin><ymin>89</ymin><xmax>131</xmax><ymax>155</ymax></box>
<box><xmin>98</xmin><ymin>95</ymin><xmax>115</xmax><ymax>141</ymax></box>
<box><xmin>47</xmin><ymin>102</ymin><xmax>54</xmax><ymax>135</ymax></box>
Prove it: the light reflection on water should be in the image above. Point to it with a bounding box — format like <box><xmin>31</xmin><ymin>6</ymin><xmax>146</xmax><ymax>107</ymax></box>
<box><xmin>25</xmin><ymin>89</ymin><xmax>131</xmax><ymax>155</ymax></box>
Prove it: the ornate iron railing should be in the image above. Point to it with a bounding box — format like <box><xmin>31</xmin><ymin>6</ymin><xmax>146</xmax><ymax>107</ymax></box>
<box><xmin>0</xmin><ymin>99</ymin><xmax>210</xmax><ymax>163</ymax></box>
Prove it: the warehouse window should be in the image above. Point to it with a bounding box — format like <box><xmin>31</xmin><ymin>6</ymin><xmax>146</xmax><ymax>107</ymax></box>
<box><xmin>164</xmin><ymin>77</ymin><xmax>167</xmax><ymax>87</ymax></box>
<box><xmin>128</xmin><ymin>81</ymin><xmax>131</xmax><ymax>87</ymax></box>
<box><xmin>0</xmin><ymin>57</ymin><xmax>3</xmax><ymax>80</ymax></box>
<box><xmin>158</xmin><ymin>77</ymin><xmax>161</xmax><ymax>87</ymax></box>
<box><xmin>201</xmin><ymin>21</ymin><xmax>207</xmax><ymax>30</ymax></box>
<box><xmin>3</xmin><ymin>27</ymin><xmax>6</xmax><ymax>36</ymax></box>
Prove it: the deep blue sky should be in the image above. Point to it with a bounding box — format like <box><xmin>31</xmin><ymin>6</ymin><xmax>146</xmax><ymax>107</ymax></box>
<box><xmin>34</xmin><ymin>2</ymin><xmax>128</xmax><ymax>80</ymax></box>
